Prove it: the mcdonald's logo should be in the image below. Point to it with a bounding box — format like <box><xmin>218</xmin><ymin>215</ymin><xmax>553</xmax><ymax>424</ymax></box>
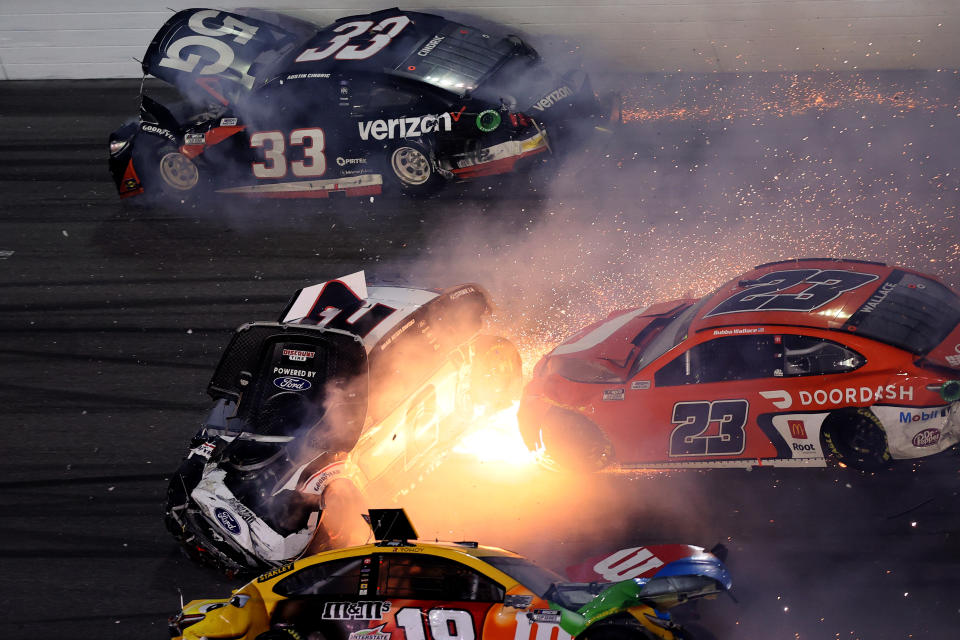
<box><xmin>788</xmin><ymin>420</ymin><xmax>808</xmax><ymax>439</ymax></box>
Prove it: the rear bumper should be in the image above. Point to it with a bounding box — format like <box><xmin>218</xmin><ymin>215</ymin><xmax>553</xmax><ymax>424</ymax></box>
<box><xmin>443</xmin><ymin>130</ymin><xmax>550</xmax><ymax>179</ymax></box>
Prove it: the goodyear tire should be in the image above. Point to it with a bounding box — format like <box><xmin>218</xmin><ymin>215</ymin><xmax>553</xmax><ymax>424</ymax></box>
<box><xmin>821</xmin><ymin>409</ymin><xmax>892</xmax><ymax>471</ymax></box>
<box><xmin>131</xmin><ymin>140</ymin><xmax>203</xmax><ymax>204</ymax></box>
<box><xmin>471</xmin><ymin>336</ymin><xmax>523</xmax><ymax>411</ymax></box>
<box><xmin>540</xmin><ymin>406</ymin><xmax>613</xmax><ymax>472</ymax></box>
<box><xmin>385</xmin><ymin>141</ymin><xmax>444</xmax><ymax>196</ymax></box>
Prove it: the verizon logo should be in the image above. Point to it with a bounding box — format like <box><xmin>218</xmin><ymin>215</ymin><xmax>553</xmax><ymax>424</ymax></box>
<box><xmin>358</xmin><ymin>113</ymin><xmax>453</xmax><ymax>141</ymax></box>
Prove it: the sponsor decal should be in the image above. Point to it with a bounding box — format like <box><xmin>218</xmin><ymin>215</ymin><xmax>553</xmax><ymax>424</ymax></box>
<box><xmin>322</xmin><ymin>601</ymin><xmax>392</xmax><ymax>620</ymax></box>
<box><xmin>272</xmin><ymin>367</ymin><xmax>317</xmax><ymax>378</ymax></box>
<box><xmin>532</xmin><ymin>85</ymin><xmax>574</xmax><ymax>111</ymax></box>
<box><xmin>630</xmin><ymin>380</ymin><xmax>651</xmax><ymax>390</ymax></box>
<box><xmin>912</xmin><ymin>428</ymin><xmax>942</xmax><ymax>447</ymax></box>
<box><xmin>712</xmin><ymin>327</ymin><xmax>765</xmax><ymax>336</ymax></box>
<box><xmin>899</xmin><ymin>408</ymin><xmax>947</xmax><ymax>423</ymax></box>
<box><xmin>792</xmin><ymin>442</ymin><xmax>816</xmax><ymax>452</ymax></box>
<box><xmin>504</xmin><ymin>595</ymin><xmax>533</xmax><ymax>609</ymax></box>
<box><xmin>286</xmin><ymin>73</ymin><xmax>331</xmax><ymax>80</ymax></box>
<box><xmin>417</xmin><ymin>35</ymin><xmax>445</xmax><ymax>56</ymax></box>
<box><xmin>527</xmin><ymin>609</ymin><xmax>562</xmax><ymax>624</ymax></box>
<box><xmin>788</xmin><ymin>419</ymin><xmax>808</xmax><ymax>439</ymax></box>
<box><xmin>337</xmin><ymin>156</ymin><xmax>368</xmax><ymax>166</ymax></box>
<box><xmin>602</xmin><ymin>388</ymin><xmax>625</xmax><ymax>401</ymax></box>
<box><xmin>358</xmin><ymin>112</ymin><xmax>453</xmax><ymax>141</ymax></box>
<box><xmin>226</xmin><ymin>497</ymin><xmax>258</xmax><ymax>524</ymax></box>
<box><xmin>274</xmin><ymin>376</ymin><xmax>311</xmax><ymax>391</ymax></box>
<box><xmin>188</xmin><ymin>440</ymin><xmax>217</xmax><ymax>460</ymax></box>
<box><xmin>184</xmin><ymin>132</ymin><xmax>206</xmax><ymax>145</ymax></box>
<box><xmin>257</xmin><ymin>562</ymin><xmax>295</xmax><ymax>582</ymax></box>
<box><xmin>449</xmin><ymin>286</ymin><xmax>476</xmax><ymax>300</ymax></box>
<box><xmin>302</xmin><ymin>464</ymin><xmax>343</xmax><ymax>495</ymax></box>
<box><xmin>214</xmin><ymin>507</ymin><xmax>241</xmax><ymax>535</ymax></box>
<box><xmin>379</xmin><ymin>318</ymin><xmax>416</xmax><ymax>351</ymax></box>
<box><xmin>282</xmin><ymin>348</ymin><xmax>315</xmax><ymax>362</ymax></box>
<box><xmin>476</xmin><ymin>109</ymin><xmax>501</xmax><ymax>132</ymax></box>
<box><xmin>219</xmin><ymin>117</ymin><xmax>238</xmax><ymax>126</ymax></box>
<box><xmin>763</xmin><ymin>385</ymin><xmax>914</xmax><ymax>408</ymax></box>
<box><xmin>347</xmin><ymin>620</ymin><xmax>390</xmax><ymax>638</ymax></box>
<box><xmin>592</xmin><ymin>547</ymin><xmax>663</xmax><ymax>581</ymax></box>
<box><xmin>946</xmin><ymin>354</ymin><xmax>960</xmax><ymax>367</ymax></box>
<box><xmin>859</xmin><ymin>281</ymin><xmax>897</xmax><ymax>313</ymax></box>
<box><xmin>141</xmin><ymin>123</ymin><xmax>176</xmax><ymax>142</ymax></box>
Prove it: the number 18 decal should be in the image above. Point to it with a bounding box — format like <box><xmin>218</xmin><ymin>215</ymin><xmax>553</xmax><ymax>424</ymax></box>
<box><xmin>669</xmin><ymin>399</ymin><xmax>748</xmax><ymax>456</ymax></box>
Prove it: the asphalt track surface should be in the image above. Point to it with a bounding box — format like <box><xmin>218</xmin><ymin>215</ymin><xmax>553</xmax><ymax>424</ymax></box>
<box><xmin>1</xmin><ymin>79</ymin><xmax>959</xmax><ymax>640</ymax></box>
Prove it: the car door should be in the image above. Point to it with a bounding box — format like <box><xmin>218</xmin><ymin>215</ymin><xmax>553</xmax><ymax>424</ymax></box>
<box><xmin>632</xmin><ymin>333</ymin><xmax>785</xmax><ymax>464</ymax></box>
<box><xmin>372</xmin><ymin>552</ymin><xmax>513</xmax><ymax>640</ymax></box>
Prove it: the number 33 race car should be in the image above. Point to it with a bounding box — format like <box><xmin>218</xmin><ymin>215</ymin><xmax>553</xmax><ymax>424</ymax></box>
<box><xmin>169</xmin><ymin>509</ymin><xmax>732</xmax><ymax>640</ymax></box>
<box><xmin>519</xmin><ymin>258</ymin><xmax>960</xmax><ymax>471</ymax></box>
<box><xmin>109</xmin><ymin>7</ymin><xmax>612</xmax><ymax>201</ymax></box>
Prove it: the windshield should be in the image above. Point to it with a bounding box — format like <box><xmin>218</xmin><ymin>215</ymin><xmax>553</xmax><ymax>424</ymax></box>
<box><xmin>483</xmin><ymin>556</ymin><xmax>565</xmax><ymax>598</ymax></box>
<box><xmin>629</xmin><ymin>299</ymin><xmax>706</xmax><ymax>376</ymax></box>
<box><xmin>843</xmin><ymin>270</ymin><xmax>960</xmax><ymax>354</ymax></box>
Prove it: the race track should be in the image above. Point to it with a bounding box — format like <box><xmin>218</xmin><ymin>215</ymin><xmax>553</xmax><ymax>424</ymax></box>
<box><xmin>1</xmin><ymin>79</ymin><xmax>958</xmax><ymax>640</ymax></box>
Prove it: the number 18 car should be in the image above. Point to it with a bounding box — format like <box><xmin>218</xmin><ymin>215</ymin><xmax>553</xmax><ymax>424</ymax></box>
<box><xmin>518</xmin><ymin>258</ymin><xmax>960</xmax><ymax>471</ymax></box>
<box><xmin>108</xmin><ymin>7</ymin><xmax>610</xmax><ymax>201</ymax></box>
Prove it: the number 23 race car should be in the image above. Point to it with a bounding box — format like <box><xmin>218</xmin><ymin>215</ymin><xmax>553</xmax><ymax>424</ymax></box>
<box><xmin>109</xmin><ymin>7</ymin><xmax>612</xmax><ymax>201</ymax></box>
<box><xmin>169</xmin><ymin>509</ymin><xmax>732</xmax><ymax>640</ymax></box>
<box><xmin>519</xmin><ymin>258</ymin><xmax>960</xmax><ymax>471</ymax></box>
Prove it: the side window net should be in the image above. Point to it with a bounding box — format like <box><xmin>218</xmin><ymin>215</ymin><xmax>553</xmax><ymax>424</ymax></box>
<box><xmin>376</xmin><ymin>554</ymin><xmax>504</xmax><ymax>602</ymax></box>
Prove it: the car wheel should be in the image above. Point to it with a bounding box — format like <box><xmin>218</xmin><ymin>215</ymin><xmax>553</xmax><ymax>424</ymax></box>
<box><xmin>304</xmin><ymin>479</ymin><xmax>368</xmax><ymax>554</ymax></box>
<box><xmin>540</xmin><ymin>406</ymin><xmax>613</xmax><ymax>471</ymax></box>
<box><xmin>821</xmin><ymin>409</ymin><xmax>892</xmax><ymax>471</ymax></box>
<box><xmin>386</xmin><ymin>142</ymin><xmax>443</xmax><ymax>195</ymax></box>
<box><xmin>471</xmin><ymin>336</ymin><xmax>523</xmax><ymax>411</ymax></box>
<box><xmin>158</xmin><ymin>151</ymin><xmax>200</xmax><ymax>191</ymax></box>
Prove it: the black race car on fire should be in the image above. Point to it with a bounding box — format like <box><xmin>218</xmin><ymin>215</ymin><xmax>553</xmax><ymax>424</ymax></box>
<box><xmin>109</xmin><ymin>7</ymin><xmax>613</xmax><ymax>200</ymax></box>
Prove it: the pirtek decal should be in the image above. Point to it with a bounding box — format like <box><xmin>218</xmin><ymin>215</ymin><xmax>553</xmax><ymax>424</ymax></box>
<box><xmin>358</xmin><ymin>112</ymin><xmax>453</xmax><ymax>141</ymax></box>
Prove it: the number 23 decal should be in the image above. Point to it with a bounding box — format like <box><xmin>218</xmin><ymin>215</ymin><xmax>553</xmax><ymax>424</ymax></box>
<box><xmin>669</xmin><ymin>399</ymin><xmax>748</xmax><ymax>456</ymax></box>
<box><xmin>296</xmin><ymin>15</ymin><xmax>411</xmax><ymax>62</ymax></box>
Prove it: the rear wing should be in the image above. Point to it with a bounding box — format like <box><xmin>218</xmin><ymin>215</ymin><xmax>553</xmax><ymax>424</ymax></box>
<box><xmin>143</xmin><ymin>8</ymin><xmax>312</xmax><ymax>105</ymax></box>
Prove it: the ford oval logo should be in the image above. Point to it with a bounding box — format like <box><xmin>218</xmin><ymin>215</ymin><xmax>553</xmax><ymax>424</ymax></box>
<box><xmin>214</xmin><ymin>507</ymin><xmax>241</xmax><ymax>535</ymax></box>
<box><xmin>273</xmin><ymin>376</ymin><xmax>311</xmax><ymax>391</ymax></box>
<box><xmin>912</xmin><ymin>428</ymin><xmax>941</xmax><ymax>448</ymax></box>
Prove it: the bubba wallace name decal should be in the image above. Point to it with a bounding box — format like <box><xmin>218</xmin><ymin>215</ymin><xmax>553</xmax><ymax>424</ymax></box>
<box><xmin>358</xmin><ymin>112</ymin><xmax>453</xmax><ymax>141</ymax></box>
<box><xmin>532</xmin><ymin>85</ymin><xmax>573</xmax><ymax>111</ymax></box>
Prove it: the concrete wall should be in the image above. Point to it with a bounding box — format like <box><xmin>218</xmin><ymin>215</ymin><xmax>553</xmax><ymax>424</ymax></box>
<box><xmin>1</xmin><ymin>1</ymin><xmax>957</xmax><ymax>80</ymax></box>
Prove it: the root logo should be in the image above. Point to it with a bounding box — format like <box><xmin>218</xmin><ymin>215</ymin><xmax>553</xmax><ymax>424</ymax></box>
<box><xmin>788</xmin><ymin>420</ymin><xmax>808</xmax><ymax>439</ymax></box>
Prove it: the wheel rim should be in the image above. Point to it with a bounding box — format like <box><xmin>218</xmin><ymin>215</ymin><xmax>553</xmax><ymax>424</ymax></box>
<box><xmin>159</xmin><ymin>152</ymin><xmax>199</xmax><ymax>191</ymax></box>
<box><xmin>390</xmin><ymin>146</ymin><xmax>431</xmax><ymax>186</ymax></box>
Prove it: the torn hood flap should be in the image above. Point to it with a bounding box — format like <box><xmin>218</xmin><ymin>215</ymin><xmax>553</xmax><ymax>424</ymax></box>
<box><xmin>143</xmin><ymin>8</ymin><xmax>310</xmax><ymax>105</ymax></box>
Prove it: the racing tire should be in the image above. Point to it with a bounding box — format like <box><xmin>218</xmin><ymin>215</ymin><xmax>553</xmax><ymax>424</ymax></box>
<box><xmin>540</xmin><ymin>406</ymin><xmax>613</xmax><ymax>472</ymax></box>
<box><xmin>385</xmin><ymin>141</ymin><xmax>444</xmax><ymax>196</ymax></box>
<box><xmin>304</xmin><ymin>479</ymin><xmax>369</xmax><ymax>555</ymax></box>
<box><xmin>821</xmin><ymin>409</ymin><xmax>892</xmax><ymax>471</ymax></box>
<box><xmin>131</xmin><ymin>141</ymin><xmax>204</xmax><ymax>205</ymax></box>
<box><xmin>471</xmin><ymin>336</ymin><xmax>523</xmax><ymax>411</ymax></box>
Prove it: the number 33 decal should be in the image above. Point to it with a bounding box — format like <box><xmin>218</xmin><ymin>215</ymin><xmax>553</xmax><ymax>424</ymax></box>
<box><xmin>296</xmin><ymin>15</ymin><xmax>411</xmax><ymax>62</ymax></box>
<box><xmin>251</xmin><ymin>128</ymin><xmax>326</xmax><ymax>179</ymax></box>
<box><xmin>669</xmin><ymin>399</ymin><xmax>748</xmax><ymax>456</ymax></box>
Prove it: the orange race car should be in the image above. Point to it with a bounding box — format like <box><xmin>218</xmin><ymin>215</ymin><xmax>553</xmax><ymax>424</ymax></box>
<box><xmin>518</xmin><ymin>258</ymin><xmax>960</xmax><ymax>471</ymax></box>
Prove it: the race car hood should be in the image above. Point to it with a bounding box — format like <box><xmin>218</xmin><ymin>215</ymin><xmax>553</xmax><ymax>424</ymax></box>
<box><xmin>290</xmin><ymin>8</ymin><xmax>521</xmax><ymax>96</ymax></box>
<box><xmin>143</xmin><ymin>8</ymin><xmax>314</xmax><ymax>106</ymax></box>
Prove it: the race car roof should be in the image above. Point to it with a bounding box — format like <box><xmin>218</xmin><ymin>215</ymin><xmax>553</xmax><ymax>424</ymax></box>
<box><xmin>291</xmin><ymin>8</ymin><xmax>517</xmax><ymax>94</ymax></box>
<box><xmin>690</xmin><ymin>258</ymin><xmax>937</xmax><ymax>334</ymax></box>
<box><xmin>280</xmin><ymin>271</ymin><xmax>490</xmax><ymax>355</ymax></box>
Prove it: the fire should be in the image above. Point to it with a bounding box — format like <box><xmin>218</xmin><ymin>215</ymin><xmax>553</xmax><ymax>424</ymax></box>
<box><xmin>453</xmin><ymin>403</ymin><xmax>537</xmax><ymax>465</ymax></box>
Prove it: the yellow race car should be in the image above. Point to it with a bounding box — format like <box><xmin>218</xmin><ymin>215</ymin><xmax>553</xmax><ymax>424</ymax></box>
<box><xmin>170</xmin><ymin>510</ymin><xmax>731</xmax><ymax>640</ymax></box>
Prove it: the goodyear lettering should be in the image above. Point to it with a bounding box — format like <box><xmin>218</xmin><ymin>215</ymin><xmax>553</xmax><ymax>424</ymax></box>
<box><xmin>141</xmin><ymin>124</ymin><xmax>176</xmax><ymax>142</ymax></box>
<box><xmin>532</xmin><ymin>85</ymin><xmax>573</xmax><ymax>111</ymax></box>
<box><xmin>417</xmin><ymin>35</ymin><xmax>445</xmax><ymax>56</ymax></box>
<box><xmin>358</xmin><ymin>113</ymin><xmax>452</xmax><ymax>141</ymax></box>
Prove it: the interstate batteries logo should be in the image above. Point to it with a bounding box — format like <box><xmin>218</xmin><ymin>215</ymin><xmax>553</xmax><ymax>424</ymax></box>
<box><xmin>349</xmin><ymin>624</ymin><xmax>391</xmax><ymax>640</ymax></box>
<box><xmin>358</xmin><ymin>112</ymin><xmax>453</xmax><ymax>141</ymax></box>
